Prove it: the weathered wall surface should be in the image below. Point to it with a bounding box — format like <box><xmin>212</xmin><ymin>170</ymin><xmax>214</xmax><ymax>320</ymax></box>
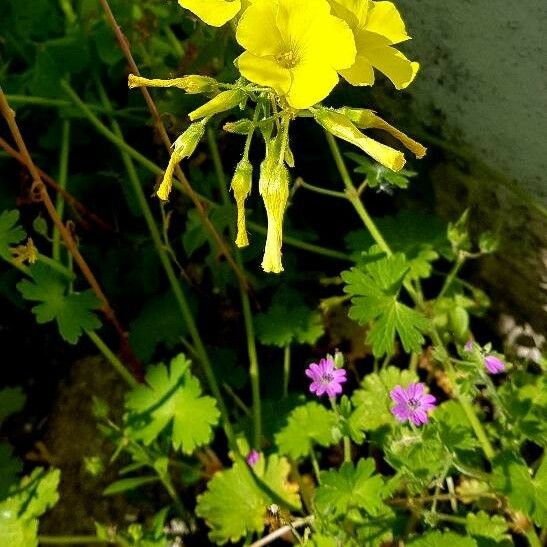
<box><xmin>388</xmin><ymin>0</ymin><xmax>547</xmax><ymax>333</ymax></box>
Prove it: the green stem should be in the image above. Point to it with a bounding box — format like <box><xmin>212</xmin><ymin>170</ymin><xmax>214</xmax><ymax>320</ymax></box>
<box><xmin>38</xmin><ymin>253</ymin><xmax>76</xmax><ymax>279</ymax></box>
<box><xmin>283</xmin><ymin>345</ymin><xmax>291</xmax><ymax>397</ymax></box>
<box><xmin>309</xmin><ymin>447</ymin><xmax>321</xmax><ymax>485</ymax></box>
<box><xmin>525</xmin><ymin>526</ymin><xmax>542</xmax><ymax>547</ymax></box>
<box><xmin>38</xmin><ymin>536</ymin><xmax>113</xmax><ymax>545</ymax></box>
<box><xmin>207</xmin><ymin>127</ymin><xmax>262</xmax><ymax>447</ymax></box>
<box><xmin>437</xmin><ymin>256</ymin><xmax>465</xmax><ymax>299</ymax></box>
<box><xmin>86</xmin><ymin>330</ymin><xmax>138</xmax><ymax>388</ymax></box>
<box><xmin>52</xmin><ymin>119</ymin><xmax>70</xmax><ymax>262</ymax></box>
<box><xmin>343</xmin><ymin>436</ymin><xmax>352</xmax><ymax>463</ymax></box>
<box><xmin>326</xmin><ymin>131</ymin><xmax>495</xmax><ymax>461</ymax></box>
<box><xmin>295</xmin><ymin>178</ymin><xmax>348</xmax><ymax>200</ymax></box>
<box><xmin>93</xmin><ymin>79</ymin><xmax>237</xmax><ymax>450</ymax></box>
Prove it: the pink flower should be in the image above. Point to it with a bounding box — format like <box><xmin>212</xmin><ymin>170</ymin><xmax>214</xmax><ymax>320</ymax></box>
<box><xmin>464</xmin><ymin>339</ymin><xmax>474</xmax><ymax>352</ymax></box>
<box><xmin>484</xmin><ymin>355</ymin><xmax>505</xmax><ymax>375</ymax></box>
<box><xmin>246</xmin><ymin>449</ymin><xmax>260</xmax><ymax>467</ymax></box>
<box><xmin>305</xmin><ymin>358</ymin><xmax>347</xmax><ymax>398</ymax></box>
<box><xmin>390</xmin><ymin>383</ymin><xmax>437</xmax><ymax>426</ymax></box>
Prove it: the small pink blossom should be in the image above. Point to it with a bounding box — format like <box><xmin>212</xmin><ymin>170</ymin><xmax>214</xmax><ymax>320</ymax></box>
<box><xmin>484</xmin><ymin>355</ymin><xmax>505</xmax><ymax>375</ymax></box>
<box><xmin>390</xmin><ymin>383</ymin><xmax>437</xmax><ymax>426</ymax></box>
<box><xmin>246</xmin><ymin>449</ymin><xmax>260</xmax><ymax>466</ymax></box>
<box><xmin>464</xmin><ymin>339</ymin><xmax>474</xmax><ymax>352</ymax></box>
<box><xmin>305</xmin><ymin>357</ymin><xmax>347</xmax><ymax>398</ymax></box>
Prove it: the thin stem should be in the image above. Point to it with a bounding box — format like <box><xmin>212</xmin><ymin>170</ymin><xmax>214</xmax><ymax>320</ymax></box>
<box><xmin>38</xmin><ymin>253</ymin><xmax>76</xmax><ymax>279</ymax></box>
<box><xmin>207</xmin><ymin>127</ymin><xmax>262</xmax><ymax>447</ymax></box>
<box><xmin>283</xmin><ymin>345</ymin><xmax>291</xmax><ymax>397</ymax></box>
<box><xmin>294</xmin><ymin>177</ymin><xmax>348</xmax><ymax>200</ymax></box>
<box><xmin>526</xmin><ymin>527</ymin><xmax>542</xmax><ymax>547</ymax></box>
<box><xmin>309</xmin><ymin>447</ymin><xmax>321</xmax><ymax>485</ymax></box>
<box><xmin>38</xmin><ymin>536</ymin><xmax>112</xmax><ymax>545</ymax></box>
<box><xmin>86</xmin><ymin>330</ymin><xmax>138</xmax><ymax>388</ymax></box>
<box><xmin>343</xmin><ymin>436</ymin><xmax>352</xmax><ymax>463</ymax></box>
<box><xmin>249</xmin><ymin>517</ymin><xmax>313</xmax><ymax>547</ymax></box>
<box><xmin>438</xmin><ymin>255</ymin><xmax>465</xmax><ymax>299</ymax></box>
<box><xmin>93</xmin><ymin>79</ymin><xmax>236</xmax><ymax>450</ymax></box>
<box><xmin>52</xmin><ymin>119</ymin><xmax>70</xmax><ymax>262</ymax></box>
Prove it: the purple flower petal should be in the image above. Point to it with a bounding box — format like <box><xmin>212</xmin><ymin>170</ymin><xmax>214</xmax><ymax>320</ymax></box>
<box><xmin>246</xmin><ymin>449</ymin><xmax>260</xmax><ymax>466</ymax></box>
<box><xmin>464</xmin><ymin>339</ymin><xmax>474</xmax><ymax>352</ymax></box>
<box><xmin>389</xmin><ymin>382</ymin><xmax>436</xmax><ymax>427</ymax></box>
<box><xmin>305</xmin><ymin>357</ymin><xmax>347</xmax><ymax>399</ymax></box>
<box><xmin>484</xmin><ymin>355</ymin><xmax>505</xmax><ymax>375</ymax></box>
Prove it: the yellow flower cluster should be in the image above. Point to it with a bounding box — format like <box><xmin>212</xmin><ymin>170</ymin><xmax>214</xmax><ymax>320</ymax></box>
<box><xmin>178</xmin><ymin>0</ymin><xmax>419</xmax><ymax>109</ymax></box>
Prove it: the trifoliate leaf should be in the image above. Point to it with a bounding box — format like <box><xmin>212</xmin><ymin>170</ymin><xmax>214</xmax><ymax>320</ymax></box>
<box><xmin>315</xmin><ymin>459</ymin><xmax>387</xmax><ymax>518</ymax></box>
<box><xmin>466</xmin><ymin>511</ymin><xmax>510</xmax><ymax>543</ymax></box>
<box><xmin>17</xmin><ymin>263</ymin><xmax>102</xmax><ymax>344</ymax></box>
<box><xmin>351</xmin><ymin>367</ymin><xmax>418</xmax><ymax>432</ymax></box>
<box><xmin>0</xmin><ymin>386</ymin><xmax>26</xmax><ymax>424</ymax></box>
<box><xmin>342</xmin><ymin>250</ymin><xmax>429</xmax><ymax>356</ymax></box>
<box><xmin>0</xmin><ymin>210</ymin><xmax>26</xmax><ymax>260</ymax></box>
<box><xmin>255</xmin><ymin>289</ymin><xmax>324</xmax><ymax>347</ymax></box>
<box><xmin>129</xmin><ymin>291</ymin><xmax>189</xmax><ymax>362</ymax></box>
<box><xmin>275</xmin><ymin>402</ymin><xmax>339</xmax><ymax>459</ymax></box>
<box><xmin>408</xmin><ymin>531</ymin><xmax>477</xmax><ymax>547</ymax></box>
<box><xmin>196</xmin><ymin>455</ymin><xmax>301</xmax><ymax>545</ymax></box>
<box><xmin>125</xmin><ymin>354</ymin><xmax>220</xmax><ymax>454</ymax></box>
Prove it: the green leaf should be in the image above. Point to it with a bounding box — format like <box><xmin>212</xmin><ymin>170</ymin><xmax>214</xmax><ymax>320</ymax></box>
<box><xmin>408</xmin><ymin>531</ymin><xmax>477</xmax><ymax>547</ymax></box>
<box><xmin>315</xmin><ymin>459</ymin><xmax>387</xmax><ymax>518</ymax></box>
<box><xmin>0</xmin><ymin>386</ymin><xmax>26</xmax><ymax>424</ymax></box>
<box><xmin>103</xmin><ymin>476</ymin><xmax>159</xmax><ymax>496</ymax></box>
<box><xmin>255</xmin><ymin>289</ymin><xmax>324</xmax><ymax>347</ymax></box>
<box><xmin>129</xmin><ymin>291</ymin><xmax>189</xmax><ymax>362</ymax></box>
<box><xmin>17</xmin><ymin>263</ymin><xmax>102</xmax><ymax>344</ymax></box>
<box><xmin>0</xmin><ymin>499</ymin><xmax>38</xmax><ymax>547</ymax></box>
<box><xmin>491</xmin><ymin>451</ymin><xmax>546</xmax><ymax>526</ymax></box>
<box><xmin>196</xmin><ymin>455</ymin><xmax>301</xmax><ymax>545</ymax></box>
<box><xmin>125</xmin><ymin>354</ymin><xmax>220</xmax><ymax>454</ymax></box>
<box><xmin>342</xmin><ymin>250</ymin><xmax>429</xmax><ymax>356</ymax></box>
<box><xmin>466</xmin><ymin>511</ymin><xmax>510</xmax><ymax>543</ymax></box>
<box><xmin>0</xmin><ymin>443</ymin><xmax>22</xmax><ymax>499</ymax></box>
<box><xmin>351</xmin><ymin>367</ymin><xmax>418</xmax><ymax>432</ymax></box>
<box><xmin>275</xmin><ymin>402</ymin><xmax>339</xmax><ymax>459</ymax></box>
<box><xmin>0</xmin><ymin>210</ymin><xmax>26</xmax><ymax>260</ymax></box>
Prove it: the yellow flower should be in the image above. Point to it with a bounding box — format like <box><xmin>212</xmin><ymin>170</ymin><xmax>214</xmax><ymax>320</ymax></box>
<box><xmin>328</xmin><ymin>0</ymin><xmax>419</xmax><ymax>89</ymax></box>
<box><xmin>178</xmin><ymin>0</ymin><xmax>242</xmax><ymax>27</ymax></box>
<box><xmin>235</xmin><ymin>0</ymin><xmax>356</xmax><ymax>109</ymax></box>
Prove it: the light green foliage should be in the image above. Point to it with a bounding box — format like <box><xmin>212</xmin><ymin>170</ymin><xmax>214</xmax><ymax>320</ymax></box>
<box><xmin>196</xmin><ymin>455</ymin><xmax>301</xmax><ymax>545</ymax></box>
<box><xmin>408</xmin><ymin>531</ymin><xmax>477</xmax><ymax>546</ymax></box>
<box><xmin>351</xmin><ymin>367</ymin><xmax>418</xmax><ymax>432</ymax></box>
<box><xmin>315</xmin><ymin>459</ymin><xmax>387</xmax><ymax>518</ymax></box>
<box><xmin>17</xmin><ymin>263</ymin><xmax>102</xmax><ymax>344</ymax></box>
<box><xmin>345</xmin><ymin>211</ymin><xmax>446</xmax><ymax>280</ymax></box>
<box><xmin>342</xmin><ymin>250</ymin><xmax>429</xmax><ymax>356</ymax></box>
<box><xmin>0</xmin><ymin>468</ymin><xmax>60</xmax><ymax>547</ymax></box>
<box><xmin>491</xmin><ymin>451</ymin><xmax>547</xmax><ymax>526</ymax></box>
<box><xmin>465</xmin><ymin>511</ymin><xmax>510</xmax><ymax>543</ymax></box>
<box><xmin>125</xmin><ymin>354</ymin><xmax>220</xmax><ymax>454</ymax></box>
<box><xmin>275</xmin><ymin>402</ymin><xmax>339</xmax><ymax>459</ymax></box>
<box><xmin>255</xmin><ymin>289</ymin><xmax>324</xmax><ymax>347</ymax></box>
<box><xmin>0</xmin><ymin>210</ymin><xmax>26</xmax><ymax>260</ymax></box>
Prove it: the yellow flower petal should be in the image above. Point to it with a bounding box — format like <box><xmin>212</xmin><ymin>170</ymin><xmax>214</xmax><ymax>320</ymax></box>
<box><xmin>339</xmin><ymin>55</ymin><xmax>375</xmax><ymax>86</ymax></box>
<box><xmin>287</xmin><ymin>62</ymin><xmax>339</xmax><ymax>109</ymax></box>
<box><xmin>328</xmin><ymin>0</ymin><xmax>371</xmax><ymax>29</ymax></box>
<box><xmin>367</xmin><ymin>46</ymin><xmax>419</xmax><ymax>90</ymax></box>
<box><xmin>236</xmin><ymin>52</ymin><xmax>292</xmax><ymax>96</ymax></box>
<box><xmin>236</xmin><ymin>0</ymin><xmax>284</xmax><ymax>56</ymax></box>
<box><xmin>178</xmin><ymin>0</ymin><xmax>241</xmax><ymax>27</ymax></box>
<box><xmin>365</xmin><ymin>1</ymin><xmax>411</xmax><ymax>44</ymax></box>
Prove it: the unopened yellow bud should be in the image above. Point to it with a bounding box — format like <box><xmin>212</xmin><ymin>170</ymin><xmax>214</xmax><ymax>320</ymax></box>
<box><xmin>339</xmin><ymin>108</ymin><xmax>427</xmax><ymax>159</ymax></box>
<box><xmin>259</xmin><ymin>156</ymin><xmax>289</xmax><ymax>274</ymax></box>
<box><xmin>128</xmin><ymin>74</ymin><xmax>218</xmax><ymax>94</ymax></box>
<box><xmin>156</xmin><ymin>120</ymin><xmax>207</xmax><ymax>201</ymax></box>
<box><xmin>231</xmin><ymin>158</ymin><xmax>253</xmax><ymax>247</ymax></box>
<box><xmin>189</xmin><ymin>89</ymin><xmax>246</xmax><ymax>121</ymax></box>
<box><xmin>313</xmin><ymin>108</ymin><xmax>406</xmax><ymax>172</ymax></box>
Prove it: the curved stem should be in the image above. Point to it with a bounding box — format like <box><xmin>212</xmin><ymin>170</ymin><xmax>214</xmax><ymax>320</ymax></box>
<box><xmin>52</xmin><ymin>119</ymin><xmax>70</xmax><ymax>261</ymax></box>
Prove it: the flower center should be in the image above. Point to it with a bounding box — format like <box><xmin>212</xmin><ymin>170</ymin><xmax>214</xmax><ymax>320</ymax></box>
<box><xmin>276</xmin><ymin>49</ymin><xmax>300</xmax><ymax>69</ymax></box>
<box><xmin>320</xmin><ymin>373</ymin><xmax>334</xmax><ymax>385</ymax></box>
<box><xmin>407</xmin><ymin>398</ymin><xmax>420</xmax><ymax>410</ymax></box>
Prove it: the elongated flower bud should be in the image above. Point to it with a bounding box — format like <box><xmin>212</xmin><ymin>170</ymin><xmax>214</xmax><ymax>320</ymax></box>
<box><xmin>338</xmin><ymin>107</ymin><xmax>427</xmax><ymax>159</ymax></box>
<box><xmin>223</xmin><ymin>119</ymin><xmax>254</xmax><ymax>135</ymax></box>
<box><xmin>313</xmin><ymin>108</ymin><xmax>406</xmax><ymax>172</ymax></box>
<box><xmin>128</xmin><ymin>74</ymin><xmax>218</xmax><ymax>94</ymax></box>
<box><xmin>156</xmin><ymin>120</ymin><xmax>207</xmax><ymax>200</ymax></box>
<box><xmin>231</xmin><ymin>158</ymin><xmax>253</xmax><ymax>247</ymax></box>
<box><xmin>259</xmin><ymin>155</ymin><xmax>289</xmax><ymax>274</ymax></box>
<box><xmin>189</xmin><ymin>89</ymin><xmax>246</xmax><ymax>121</ymax></box>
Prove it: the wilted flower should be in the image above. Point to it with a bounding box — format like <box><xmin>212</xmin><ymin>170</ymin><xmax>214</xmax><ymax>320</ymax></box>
<box><xmin>484</xmin><ymin>355</ymin><xmax>505</xmax><ymax>375</ymax></box>
<box><xmin>305</xmin><ymin>357</ymin><xmax>347</xmax><ymax>398</ymax></box>
<box><xmin>246</xmin><ymin>449</ymin><xmax>260</xmax><ymax>466</ymax></box>
<box><xmin>236</xmin><ymin>0</ymin><xmax>356</xmax><ymax>108</ymax></box>
<box><xmin>390</xmin><ymin>383</ymin><xmax>436</xmax><ymax>426</ymax></box>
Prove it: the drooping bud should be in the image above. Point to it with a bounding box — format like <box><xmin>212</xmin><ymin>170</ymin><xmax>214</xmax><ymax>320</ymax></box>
<box><xmin>313</xmin><ymin>107</ymin><xmax>406</xmax><ymax>172</ymax></box>
<box><xmin>127</xmin><ymin>74</ymin><xmax>218</xmax><ymax>94</ymax></box>
<box><xmin>259</xmin><ymin>154</ymin><xmax>289</xmax><ymax>274</ymax></box>
<box><xmin>156</xmin><ymin>119</ymin><xmax>207</xmax><ymax>201</ymax></box>
<box><xmin>231</xmin><ymin>158</ymin><xmax>253</xmax><ymax>247</ymax></box>
<box><xmin>338</xmin><ymin>107</ymin><xmax>427</xmax><ymax>159</ymax></box>
<box><xmin>189</xmin><ymin>89</ymin><xmax>246</xmax><ymax>121</ymax></box>
<box><xmin>223</xmin><ymin>119</ymin><xmax>254</xmax><ymax>135</ymax></box>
